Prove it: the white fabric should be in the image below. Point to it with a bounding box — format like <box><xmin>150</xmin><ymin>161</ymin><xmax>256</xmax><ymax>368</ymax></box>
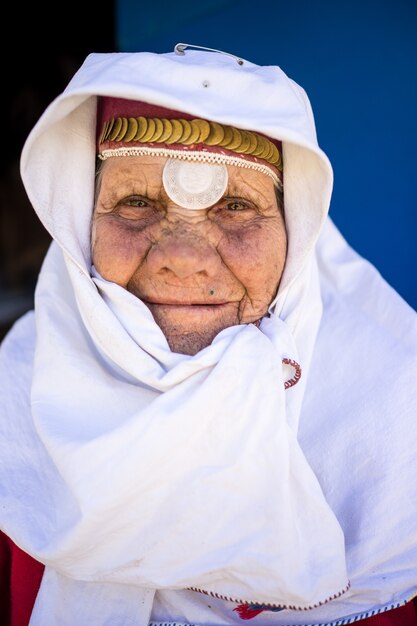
<box><xmin>0</xmin><ymin>49</ymin><xmax>416</xmax><ymax>626</ymax></box>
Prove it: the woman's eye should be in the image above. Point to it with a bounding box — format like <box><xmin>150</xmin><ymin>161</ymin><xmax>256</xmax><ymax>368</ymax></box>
<box><xmin>113</xmin><ymin>196</ymin><xmax>155</xmax><ymax>219</ymax></box>
<box><xmin>226</xmin><ymin>200</ymin><xmax>247</xmax><ymax>211</ymax></box>
<box><xmin>121</xmin><ymin>196</ymin><xmax>148</xmax><ymax>208</ymax></box>
<box><xmin>209</xmin><ymin>197</ymin><xmax>257</xmax><ymax>223</ymax></box>
<box><xmin>220</xmin><ymin>198</ymin><xmax>256</xmax><ymax>214</ymax></box>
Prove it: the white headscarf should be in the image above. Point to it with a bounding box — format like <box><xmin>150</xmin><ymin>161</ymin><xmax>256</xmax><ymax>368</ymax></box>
<box><xmin>0</xmin><ymin>48</ymin><xmax>416</xmax><ymax>626</ymax></box>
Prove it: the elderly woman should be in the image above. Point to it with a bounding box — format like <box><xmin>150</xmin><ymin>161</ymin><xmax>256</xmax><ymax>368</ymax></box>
<box><xmin>0</xmin><ymin>46</ymin><xmax>416</xmax><ymax>626</ymax></box>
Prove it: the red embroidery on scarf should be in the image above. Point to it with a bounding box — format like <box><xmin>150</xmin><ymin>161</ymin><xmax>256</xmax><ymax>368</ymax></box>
<box><xmin>282</xmin><ymin>357</ymin><xmax>301</xmax><ymax>389</ymax></box>
<box><xmin>251</xmin><ymin>321</ymin><xmax>302</xmax><ymax>390</ymax></box>
<box><xmin>234</xmin><ymin>603</ymin><xmax>285</xmax><ymax>620</ymax></box>
<box><xmin>234</xmin><ymin>604</ymin><xmax>265</xmax><ymax>619</ymax></box>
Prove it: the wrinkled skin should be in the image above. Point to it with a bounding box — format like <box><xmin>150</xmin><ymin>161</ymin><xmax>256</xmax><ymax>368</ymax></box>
<box><xmin>92</xmin><ymin>156</ymin><xmax>287</xmax><ymax>355</ymax></box>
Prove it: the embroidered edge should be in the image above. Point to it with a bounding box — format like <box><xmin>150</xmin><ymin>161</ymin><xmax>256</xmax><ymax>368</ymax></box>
<box><xmin>186</xmin><ymin>580</ymin><xmax>351</xmax><ymax>612</ymax></box>
<box><xmin>98</xmin><ymin>147</ymin><xmax>282</xmax><ymax>188</ymax></box>
<box><xmin>282</xmin><ymin>357</ymin><xmax>302</xmax><ymax>389</ymax></box>
<box><xmin>304</xmin><ymin>595</ymin><xmax>417</xmax><ymax>626</ymax></box>
<box><xmin>148</xmin><ymin>592</ymin><xmax>417</xmax><ymax>626</ymax></box>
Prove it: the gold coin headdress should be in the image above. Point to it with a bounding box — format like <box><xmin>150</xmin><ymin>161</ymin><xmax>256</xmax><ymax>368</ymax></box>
<box><xmin>97</xmin><ymin>97</ymin><xmax>283</xmax><ymax>209</ymax></box>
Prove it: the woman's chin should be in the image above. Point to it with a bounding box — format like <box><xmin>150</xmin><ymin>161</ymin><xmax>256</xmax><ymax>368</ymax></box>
<box><xmin>146</xmin><ymin>302</ymin><xmax>240</xmax><ymax>355</ymax></box>
<box><xmin>165</xmin><ymin>331</ymin><xmax>218</xmax><ymax>355</ymax></box>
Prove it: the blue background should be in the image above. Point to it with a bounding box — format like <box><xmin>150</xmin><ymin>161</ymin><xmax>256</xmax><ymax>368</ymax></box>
<box><xmin>116</xmin><ymin>0</ymin><xmax>417</xmax><ymax>310</ymax></box>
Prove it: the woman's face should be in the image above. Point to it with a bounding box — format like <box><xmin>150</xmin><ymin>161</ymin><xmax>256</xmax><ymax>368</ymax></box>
<box><xmin>92</xmin><ymin>156</ymin><xmax>287</xmax><ymax>355</ymax></box>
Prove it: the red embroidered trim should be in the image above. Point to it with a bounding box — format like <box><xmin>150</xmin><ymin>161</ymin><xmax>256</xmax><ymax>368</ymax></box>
<box><xmin>282</xmin><ymin>357</ymin><xmax>302</xmax><ymax>389</ymax></box>
<box><xmin>187</xmin><ymin>580</ymin><xmax>351</xmax><ymax>611</ymax></box>
<box><xmin>251</xmin><ymin>320</ymin><xmax>302</xmax><ymax>390</ymax></box>
<box><xmin>234</xmin><ymin>604</ymin><xmax>267</xmax><ymax>619</ymax></box>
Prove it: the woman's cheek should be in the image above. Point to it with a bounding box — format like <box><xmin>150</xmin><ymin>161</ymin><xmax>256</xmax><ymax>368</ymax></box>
<box><xmin>92</xmin><ymin>217</ymin><xmax>150</xmax><ymax>286</ymax></box>
<box><xmin>219</xmin><ymin>222</ymin><xmax>285</xmax><ymax>299</ymax></box>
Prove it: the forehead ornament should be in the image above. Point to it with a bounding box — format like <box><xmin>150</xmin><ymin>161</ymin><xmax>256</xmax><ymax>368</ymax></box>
<box><xmin>162</xmin><ymin>159</ymin><xmax>228</xmax><ymax>210</ymax></box>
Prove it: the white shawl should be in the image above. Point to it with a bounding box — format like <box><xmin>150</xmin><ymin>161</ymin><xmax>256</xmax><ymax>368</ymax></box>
<box><xmin>0</xmin><ymin>49</ymin><xmax>416</xmax><ymax>626</ymax></box>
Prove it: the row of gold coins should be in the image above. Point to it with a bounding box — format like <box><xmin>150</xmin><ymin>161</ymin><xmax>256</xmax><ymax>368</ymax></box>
<box><xmin>99</xmin><ymin>116</ymin><xmax>282</xmax><ymax>169</ymax></box>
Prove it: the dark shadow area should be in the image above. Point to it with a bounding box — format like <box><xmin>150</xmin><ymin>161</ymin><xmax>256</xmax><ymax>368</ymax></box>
<box><xmin>0</xmin><ymin>3</ymin><xmax>117</xmax><ymax>341</ymax></box>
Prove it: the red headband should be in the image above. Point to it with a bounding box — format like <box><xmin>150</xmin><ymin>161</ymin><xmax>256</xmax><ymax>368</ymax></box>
<box><xmin>97</xmin><ymin>97</ymin><xmax>283</xmax><ymax>183</ymax></box>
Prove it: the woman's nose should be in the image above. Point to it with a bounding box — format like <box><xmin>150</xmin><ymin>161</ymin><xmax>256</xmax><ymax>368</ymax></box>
<box><xmin>145</xmin><ymin>228</ymin><xmax>221</xmax><ymax>279</ymax></box>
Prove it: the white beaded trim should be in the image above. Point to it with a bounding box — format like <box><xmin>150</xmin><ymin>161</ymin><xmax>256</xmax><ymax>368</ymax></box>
<box><xmin>98</xmin><ymin>147</ymin><xmax>282</xmax><ymax>188</ymax></box>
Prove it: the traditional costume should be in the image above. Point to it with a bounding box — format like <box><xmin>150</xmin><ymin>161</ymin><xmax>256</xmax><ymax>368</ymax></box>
<box><xmin>0</xmin><ymin>45</ymin><xmax>416</xmax><ymax>626</ymax></box>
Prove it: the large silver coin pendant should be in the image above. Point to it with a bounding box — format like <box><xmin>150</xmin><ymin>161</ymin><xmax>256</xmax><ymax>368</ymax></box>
<box><xmin>162</xmin><ymin>159</ymin><xmax>228</xmax><ymax>210</ymax></box>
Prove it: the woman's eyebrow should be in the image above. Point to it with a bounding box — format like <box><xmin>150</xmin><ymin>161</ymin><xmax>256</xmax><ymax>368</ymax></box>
<box><xmin>102</xmin><ymin>177</ymin><xmax>163</xmax><ymax>200</ymax></box>
<box><xmin>225</xmin><ymin>183</ymin><xmax>268</xmax><ymax>205</ymax></box>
